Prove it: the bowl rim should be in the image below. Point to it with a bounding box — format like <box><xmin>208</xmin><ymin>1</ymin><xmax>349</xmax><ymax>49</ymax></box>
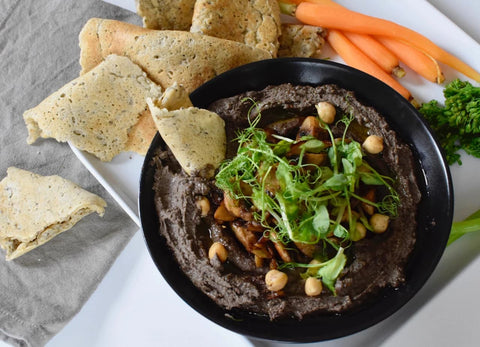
<box><xmin>139</xmin><ymin>57</ymin><xmax>454</xmax><ymax>343</ymax></box>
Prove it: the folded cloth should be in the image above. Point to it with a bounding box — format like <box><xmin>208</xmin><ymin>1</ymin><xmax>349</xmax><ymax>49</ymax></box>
<box><xmin>0</xmin><ymin>0</ymin><xmax>141</xmax><ymax>346</ymax></box>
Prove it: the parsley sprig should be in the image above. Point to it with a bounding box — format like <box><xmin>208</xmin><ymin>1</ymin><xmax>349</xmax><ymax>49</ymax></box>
<box><xmin>419</xmin><ymin>79</ymin><xmax>480</xmax><ymax>165</ymax></box>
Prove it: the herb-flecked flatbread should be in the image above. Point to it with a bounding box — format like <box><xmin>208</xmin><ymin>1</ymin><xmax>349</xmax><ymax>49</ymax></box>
<box><xmin>135</xmin><ymin>0</ymin><xmax>196</xmax><ymax>30</ymax></box>
<box><xmin>0</xmin><ymin>167</ymin><xmax>106</xmax><ymax>261</ymax></box>
<box><xmin>23</xmin><ymin>54</ymin><xmax>163</xmax><ymax>161</ymax></box>
<box><xmin>147</xmin><ymin>99</ymin><xmax>226</xmax><ymax>178</ymax></box>
<box><xmin>190</xmin><ymin>0</ymin><xmax>282</xmax><ymax>57</ymax></box>
<box><xmin>78</xmin><ymin>18</ymin><xmax>272</xmax><ymax>93</ymax></box>
<box><xmin>127</xmin><ymin>82</ymin><xmax>193</xmax><ymax>153</ymax></box>
<box><xmin>154</xmin><ymin>82</ymin><xmax>193</xmax><ymax>111</ymax></box>
<box><xmin>278</xmin><ymin>24</ymin><xmax>326</xmax><ymax>58</ymax></box>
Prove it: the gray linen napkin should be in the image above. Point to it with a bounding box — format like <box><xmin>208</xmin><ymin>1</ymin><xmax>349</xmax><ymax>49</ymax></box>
<box><xmin>0</xmin><ymin>0</ymin><xmax>142</xmax><ymax>346</ymax></box>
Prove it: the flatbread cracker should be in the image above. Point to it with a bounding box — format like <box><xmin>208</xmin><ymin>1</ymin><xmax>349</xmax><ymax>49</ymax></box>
<box><xmin>155</xmin><ymin>82</ymin><xmax>193</xmax><ymax>110</ymax></box>
<box><xmin>0</xmin><ymin>167</ymin><xmax>106</xmax><ymax>260</ymax></box>
<box><xmin>125</xmin><ymin>109</ymin><xmax>158</xmax><ymax>155</ymax></box>
<box><xmin>135</xmin><ymin>0</ymin><xmax>196</xmax><ymax>30</ymax></box>
<box><xmin>190</xmin><ymin>0</ymin><xmax>281</xmax><ymax>57</ymax></box>
<box><xmin>278</xmin><ymin>24</ymin><xmax>326</xmax><ymax>58</ymax></box>
<box><xmin>148</xmin><ymin>100</ymin><xmax>226</xmax><ymax>178</ymax></box>
<box><xmin>79</xmin><ymin>18</ymin><xmax>272</xmax><ymax>93</ymax></box>
<box><xmin>23</xmin><ymin>54</ymin><xmax>163</xmax><ymax>161</ymax></box>
<box><xmin>127</xmin><ymin>82</ymin><xmax>192</xmax><ymax>154</ymax></box>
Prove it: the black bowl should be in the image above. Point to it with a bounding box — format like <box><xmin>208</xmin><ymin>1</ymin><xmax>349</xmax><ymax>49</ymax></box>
<box><xmin>139</xmin><ymin>58</ymin><xmax>453</xmax><ymax>342</ymax></box>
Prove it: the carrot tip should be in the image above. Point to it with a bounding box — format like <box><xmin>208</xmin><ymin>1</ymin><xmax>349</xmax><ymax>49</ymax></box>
<box><xmin>393</xmin><ymin>66</ymin><xmax>406</xmax><ymax>78</ymax></box>
<box><xmin>437</xmin><ymin>73</ymin><xmax>445</xmax><ymax>84</ymax></box>
<box><xmin>278</xmin><ymin>1</ymin><xmax>297</xmax><ymax>16</ymax></box>
<box><xmin>410</xmin><ymin>98</ymin><xmax>420</xmax><ymax>108</ymax></box>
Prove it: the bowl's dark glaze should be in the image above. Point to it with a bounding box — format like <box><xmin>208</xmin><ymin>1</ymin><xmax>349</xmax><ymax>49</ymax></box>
<box><xmin>139</xmin><ymin>58</ymin><xmax>453</xmax><ymax>342</ymax></box>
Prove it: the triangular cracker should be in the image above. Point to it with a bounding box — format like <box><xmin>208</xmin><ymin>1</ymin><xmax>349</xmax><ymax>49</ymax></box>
<box><xmin>278</xmin><ymin>24</ymin><xmax>326</xmax><ymax>58</ymax></box>
<box><xmin>23</xmin><ymin>54</ymin><xmax>163</xmax><ymax>161</ymax></box>
<box><xmin>135</xmin><ymin>0</ymin><xmax>196</xmax><ymax>30</ymax></box>
<box><xmin>190</xmin><ymin>0</ymin><xmax>282</xmax><ymax>57</ymax></box>
<box><xmin>147</xmin><ymin>99</ymin><xmax>226</xmax><ymax>178</ymax></box>
<box><xmin>78</xmin><ymin>18</ymin><xmax>272</xmax><ymax>93</ymax></box>
<box><xmin>125</xmin><ymin>108</ymin><xmax>158</xmax><ymax>155</ymax></box>
<box><xmin>155</xmin><ymin>82</ymin><xmax>193</xmax><ymax>111</ymax></box>
<box><xmin>0</xmin><ymin>167</ymin><xmax>107</xmax><ymax>260</ymax></box>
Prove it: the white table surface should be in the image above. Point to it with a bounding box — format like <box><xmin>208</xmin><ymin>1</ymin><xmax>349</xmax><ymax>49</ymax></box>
<box><xmin>2</xmin><ymin>1</ymin><xmax>479</xmax><ymax>346</ymax></box>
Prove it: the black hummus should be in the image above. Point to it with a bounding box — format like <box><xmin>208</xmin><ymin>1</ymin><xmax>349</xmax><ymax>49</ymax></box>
<box><xmin>152</xmin><ymin>83</ymin><xmax>421</xmax><ymax>320</ymax></box>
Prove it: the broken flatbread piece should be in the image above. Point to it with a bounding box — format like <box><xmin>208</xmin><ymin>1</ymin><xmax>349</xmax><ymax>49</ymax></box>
<box><xmin>125</xmin><ymin>109</ymin><xmax>158</xmax><ymax>155</ymax></box>
<box><xmin>0</xmin><ymin>167</ymin><xmax>106</xmax><ymax>261</ymax></box>
<box><xmin>148</xmin><ymin>100</ymin><xmax>226</xmax><ymax>178</ymax></box>
<box><xmin>79</xmin><ymin>18</ymin><xmax>272</xmax><ymax>93</ymax></box>
<box><xmin>135</xmin><ymin>0</ymin><xmax>196</xmax><ymax>30</ymax></box>
<box><xmin>278</xmin><ymin>24</ymin><xmax>326</xmax><ymax>58</ymax></box>
<box><xmin>155</xmin><ymin>82</ymin><xmax>193</xmax><ymax>111</ymax></box>
<box><xmin>23</xmin><ymin>54</ymin><xmax>163</xmax><ymax>161</ymax></box>
<box><xmin>190</xmin><ymin>0</ymin><xmax>282</xmax><ymax>57</ymax></box>
<box><xmin>126</xmin><ymin>82</ymin><xmax>192</xmax><ymax>153</ymax></box>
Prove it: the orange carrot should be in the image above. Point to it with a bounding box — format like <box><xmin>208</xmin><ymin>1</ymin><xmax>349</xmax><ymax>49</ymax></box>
<box><xmin>288</xmin><ymin>0</ymin><xmax>404</xmax><ymax>78</ymax></box>
<box><xmin>326</xmin><ymin>29</ymin><xmax>411</xmax><ymax>100</ymax></box>
<box><xmin>376</xmin><ymin>36</ymin><xmax>445</xmax><ymax>84</ymax></box>
<box><xmin>343</xmin><ymin>32</ymin><xmax>405</xmax><ymax>78</ymax></box>
<box><xmin>294</xmin><ymin>1</ymin><xmax>480</xmax><ymax>82</ymax></box>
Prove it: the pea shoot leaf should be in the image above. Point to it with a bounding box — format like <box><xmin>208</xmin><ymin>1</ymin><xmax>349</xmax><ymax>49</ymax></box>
<box><xmin>317</xmin><ymin>247</ymin><xmax>347</xmax><ymax>294</ymax></box>
<box><xmin>323</xmin><ymin>173</ymin><xmax>348</xmax><ymax>190</ymax></box>
<box><xmin>312</xmin><ymin>204</ymin><xmax>330</xmax><ymax>236</ymax></box>
<box><xmin>301</xmin><ymin>139</ymin><xmax>326</xmax><ymax>153</ymax></box>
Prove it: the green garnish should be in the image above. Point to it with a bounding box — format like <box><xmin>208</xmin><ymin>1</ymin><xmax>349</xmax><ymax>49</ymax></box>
<box><xmin>419</xmin><ymin>79</ymin><xmax>480</xmax><ymax>165</ymax></box>
<box><xmin>448</xmin><ymin>209</ymin><xmax>480</xmax><ymax>246</ymax></box>
<box><xmin>215</xmin><ymin>99</ymin><xmax>399</xmax><ymax>293</ymax></box>
<box><xmin>418</xmin><ymin>80</ymin><xmax>480</xmax><ymax>245</ymax></box>
<box><xmin>279</xmin><ymin>247</ymin><xmax>347</xmax><ymax>293</ymax></box>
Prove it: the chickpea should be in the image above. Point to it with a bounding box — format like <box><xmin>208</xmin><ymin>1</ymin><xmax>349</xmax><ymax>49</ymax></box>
<box><xmin>208</xmin><ymin>242</ymin><xmax>228</xmax><ymax>262</ymax></box>
<box><xmin>351</xmin><ymin>222</ymin><xmax>367</xmax><ymax>241</ymax></box>
<box><xmin>305</xmin><ymin>277</ymin><xmax>323</xmax><ymax>296</ymax></box>
<box><xmin>265</xmin><ymin>269</ymin><xmax>288</xmax><ymax>291</ymax></box>
<box><xmin>315</xmin><ymin>101</ymin><xmax>336</xmax><ymax>124</ymax></box>
<box><xmin>195</xmin><ymin>196</ymin><xmax>210</xmax><ymax>217</ymax></box>
<box><xmin>362</xmin><ymin>135</ymin><xmax>384</xmax><ymax>154</ymax></box>
<box><xmin>370</xmin><ymin>213</ymin><xmax>390</xmax><ymax>233</ymax></box>
<box><xmin>305</xmin><ymin>258</ymin><xmax>322</xmax><ymax>277</ymax></box>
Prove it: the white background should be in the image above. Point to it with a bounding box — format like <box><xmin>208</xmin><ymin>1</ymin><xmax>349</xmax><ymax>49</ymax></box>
<box><xmin>2</xmin><ymin>1</ymin><xmax>480</xmax><ymax>346</ymax></box>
